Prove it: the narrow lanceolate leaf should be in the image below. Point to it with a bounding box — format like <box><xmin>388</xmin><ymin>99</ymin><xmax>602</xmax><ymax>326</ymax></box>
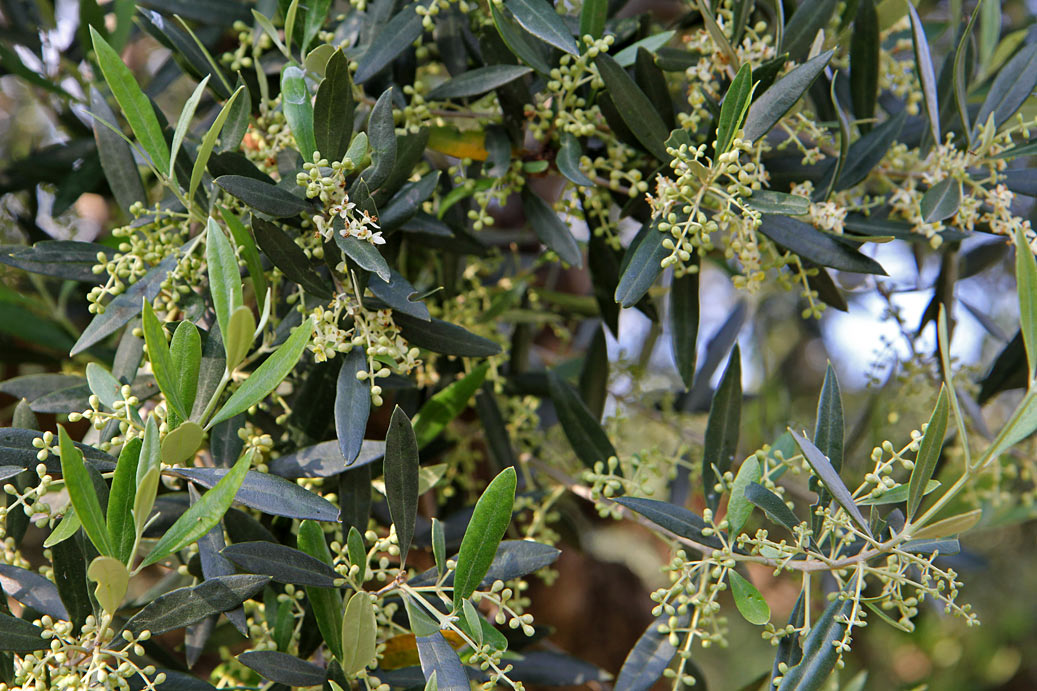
<box><xmin>107</xmin><ymin>437</ymin><xmax>141</xmax><ymax>564</ymax></box>
<box><xmin>189</xmin><ymin>85</ymin><xmax>245</xmax><ymax>204</ymax></box>
<box><xmin>745</xmin><ymin>483</ymin><xmax>804</xmax><ymax>536</ymax></box>
<box><xmin>169</xmin><ymin>76</ymin><xmax>209</xmax><ymax>179</ymax></box>
<box><xmin>142</xmin><ymin>300</ymin><xmax>189</xmax><ymax>420</ymax></box>
<box><xmin>314</xmin><ymin>49</ymin><xmax>355</xmax><ymax>162</ymax></box>
<box><xmin>207</xmin><ymin>319</ymin><xmax>314</xmax><ymax>428</ymax></box>
<box><xmin>505</xmin><ymin>0</ymin><xmax>579</xmax><ymax>56</ymax></box>
<box><xmin>594</xmin><ymin>54</ymin><xmax>670</xmax><ymax>161</ymax></box>
<box><xmin>521</xmin><ymin>189</ymin><xmax>582</xmax><ymax>267</ymax></box>
<box><xmin>214</xmin><ymin>175</ymin><xmax>316</xmax><ymax>217</ymax></box>
<box><xmin>790</xmin><ymin>430</ymin><xmax>872</xmax><ymax>537</ymax></box>
<box><xmin>614</xmin><ymin>612</ymin><xmax>689</xmax><ymax>691</ymax></box>
<box><xmin>614</xmin><ymin>497</ymin><xmax>724</xmax><ymax>550</ymax></box>
<box><xmin>726</xmin><ymin>456</ymin><xmax>761</xmax><ymax>537</ymax></box>
<box><xmin>703</xmin><ymin>346</ymin><xmax>741</xmax><ymax>511</ymax></box>
<box><xmin>452</xmin><ymin>467</ymin><xmax>517</xmax><ymax>610</ymax></box>
<box><xmin>758</xmin><ymin>216</ymin><xmax>887</xmax><ymax>275</ymax></box>
<box><xmin>743</xmin><ymin>50</ymin><xmax>833</xmax><ymax>142</ymax></box>
<box><xmin>616</xmin><ymin>218</ymin><xmax>669</xmax><ymax>307</ymax></box>
<box><xmin>579</xmin><ymin>0</ymin><xmax>606</xmax><ymax>40</ymax></box>
<box><xmin>170</xmin><ymin>321</ymin><xmax>202</xmax><ymax>418</ymax></box>
<box><xmin>729</xmin><ymin>570</ymin><xmax>770</xmax><ymax>625</ymax></box>
<box><xmin>354</xmin><ymin>1</ymin><xmax>426</xmax><ymax>83</ymax></box>
<box><xmin>920</xmin><ymin>178</ymin><xmax>962</xmax><ymax>223</ymax></box>
<box><xmin>281</xmin><ymin>65</ymin><xmax>317</xmax><ymax>163</ymax></box>
<box><xmin>341</xmin><ymin>592</ymin><xmax>377</xmax><ymax>675</ymax></box>
<box><xmin>429</xmin><ymin>65</ymin><xmax>533</xmax><ymax>100</ymax></box>
<box><xmin>364</xmin><ymin>89</ymin><xmax>397</xmax><ymax>191</ymax></box>
<box><xmin>907</xmin><ymin>1</ymin><xmax>941</xmax><ymax>143</ymax></box>
<box><xmin>746</xmin><ymin>190</ymin><xmax>811</xmax><ymax>215</ymax></box>
<box><xmin>220</xmin><ymin>541</ymin><xmax>337</xmax><ymax>587</ymax></box>
<box><xmin>557</xmin><ymin>133</ymin><xmax>594</xmax><ymax>186</ymax></box>
<box><xmin>953</xmin><ymin>3</ymin><xmax>982</xmax><ymax>142</ymax></box>
<box><xmin>777</xmin><ymin>588</ymin><xmax>854</xmax><ymax>690</ymax></box>
<box><xmin>206</xmin><ymin>217</ymin><xmax>242</xmax><ymax>351</ymax></box>
<box><xmin>171</xmin><ymin>467</ymin><xmax>339</xmax><ymax>521</ymax></box>
<box><xmin>336</xmin><ymin>347</ymin><xmax>370</xmax><ymax>465</ymax></box>
<box><xmin>547</xmin><ymin>370</ymin><xmax>617</xmax><ymax>469</ymax></box>
<box><xmin>1016</xmin><ymin>224</ymin><xmax>1037</xmax><ymax>379</ymax></box>
<box><xmin>0</xmin><ymin>613</ymin><xmax>47</xmax><ymax>653</ymax></box>
<box><xmin>384</xmin><ymin>406</ymin><xmax>420</xmax><ymax>564</ymax></box>
<box><xmin>124</xmin><ymin>574</ymin><xmax>270</xmax><ymax>636</ymax></box>
<box><xmin>59</xmin><ymin>426</ymin><xmax>113</xmax><ymax>557</ymax></box>
<box><xmin>912</xmin><ymin>508</ymin><xmax>982</xmax><ymax>540</ymax></box>
<box><xmin>781</xmin><ymin>0</ymin><xmax>838</xmax><ymax>61</ymax></box>
<box><xmin>239</xmin><ymin>650</ymin><xmax>327</xmax><ymax>687</ymax></box>
<box><xmin>850</xmin><ymin>0</ymin><xmax>879</xmax><ymax>125</ymax></box>
<box><xmin>716</xmin><ymin>62</ymin><xmax>755</xmax><ymax>155</ymax></box>
<box><xmin>140</xmin><ymin>451</ymin><xmax>252</xmax><ymax>567</ymax></box>
<box><xmin>335</xmin><ymin>234</ymin><xmax>391</xmax><ymax>283</ymax></box>
<box><xmin>416</xmin><ymin>632</ymin><xmax>469</xmax><ymax>691</ymax></box>
<box><xmin>297</xmin><ymin>519</ymin><xmax>344</xmax><ymax>660</ymax></box>
<box><xmin>974</xmin><ymin>43</ymin><xmax>1037</xmax><ymax>134</ymax></box>
<box><xmin>413</xmin><ymin>364</ymin><xmax>489</xmax><ymax>449</ymax></box>
<box><xmin>907</xmin><ymin>385</ymin><xmax>949</xmax><ymax>519</ymax></box>
<box><xmin>90</xmin><ymin>87</ymin><xmax>147</xmax><ymax>213</ymax></box>
<box><xmin>89</xmin><ymin>27</ymin><xmax>170</xmax><ymax>174</ymax></box>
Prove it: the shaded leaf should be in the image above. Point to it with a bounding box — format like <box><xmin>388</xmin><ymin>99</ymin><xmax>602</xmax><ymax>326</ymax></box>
<box><xmin>777</xmin><ymin>587</ymin><xmax>854</xmax><ymax>690</ymax></box>
<box><xmin>547</xmin><ymin>370</ymin><xmax>617</xmax><ymax>469</ymax></box>
<box><xmin>124</xmin><ymin>574</ymin><xmax>270</xmax><ymax>636</ymax></box>
<box><xmin>834</xmin><ymin>110</ymin><xmax>906</xmax><ymax>190</ymax></box>
<box><xmin>354</xmin><ymin>1</ymin><xmax>427</xmax><ymax>83</ymax></box>
<box><xmin>0</xmin><ymin>564</ymin><xmax>68</xmax><ymax>620</ymax></box>
<box><xmin>336</xmin><ymin>347</ymin><xmax>371</xmax><ymax>466</ymax></box>
<box><xmin>221</xmin><ymin>541</ymin><xmax>337</xmax><ymax>587</ymax></box>
<box><xmin>744</xmin><ymin>50</ymin><xmax>833</xmax><ymax>141</ymax></box>
<box><xmin>385</xmin><ymin>406</ymin><xmax>420</xmax><ymax>564</ymax></box>
<box><xmin>416</xmin><ymin>632</ymin><xmax>469</xmax><ymax>691</ymax></box>
<box><xmin>781</xmin><ymin>0</ymin><xmax>838</xmax><ymax>62</ymax></box>
<box><xmin>89</xmin><ymin>87</ymin><xmax>146</xmax><ymax>213</ymax></box>
<box><xmin>974</xmin><ymin>42</ymin><xmax>1037</xmax><ymax>134</ymax></box>
<box><xmin>521</xmin><ymin>189</ymin><xmax>582</xmax><ymax>267</ymax></box>
<box><xmin>921</xmin><ymin>178</ymin><xmax>962</xmax><ymax>223</ymax></box>
<box><xmin>314</xmin><ymin>50</ymin><xmax>356</xmax><ymax>162</ymax></box>
<box><xmin>239</xmin><ymin>650</ymin><xmax>327</xmax><ymax>687</ymax></box>
<box><xmin>594</xmin><ymin>54</ymin><xmax>670</xmax><ymax>160</ymax></box>
<box><xmin>557</xmin><ymin>133</ymin><xmax>594</xmax><ymax>186</ymax></box>
<box><xmin>850</xmin><ymin>0</ymin><xmax>879</xmax><ymax>125</ymax></box>
<box><xmin>0</xmin><ymin>613</ymin><xmax>47</xmax><ymax>653</ymax></box>
<box><xmin>170</xmin><ymin>467</ymin><xmax>340</xmax><ymax>521</ymax></box>
<box><xmin>906</xmin><ymin>2</ymin><xmax>940</xmax><ymax>143</ymax></box>
<box><xmin>790</xmin><ymin>430</ymin><xmax>871</xmax><ymax>537</ymax></box>
<box><xmin>394</xmin><ymin>313</ymin><xmax>502</xmax><ymax>357</ymax></box>
<box><xmin>758</xmin><ymin>216</ymin><xmax>886</xmax><ymax>275</ymax></box>
<box><xmin>252</xmin><ymin>217</ymin><xmax>332</xmax><ymax>299</ymax></box>
<box><xmin>615</xmin><ymin>497</ymin><xmax>724</xmax><ymax>549</ymax></box>
<box><xmin>615</xmin><ymin>218</ymin><xmax>668</xmax><ymax>307</ymax></box>
<box><xmin>429</xmin><ymin>65</ymin><xmax>532</xmax><ymax>99</ymax></box>
<box><xmin>614</xmin><ymin>611</ymin><xmax>689</xmax><ymax>691</ymax></box>
<box><xmin>703</xmin><ymin>345</ymin><xmax>741</xmax><ymax>511</ymax></box>
<box><xmin>745</xmin><ymin>483</ymin><xmax>803</xmax><ymax>535</ymax></box>
<box><xmin>214</xmin><ymin>175</ymin><xmax>316</xmax><ymax>218</ymax></box>
<box><xmin>297</xmin><ymin>519</ymin><xmax>344</xmax><ymax>660</ymax></box>
<box><xmin>335</xmin><ymin>234</ymin><xmax>391</xmax><ymax>282</ymax></box>
<box><xmin>505</xmin><ymin>0</ymin><xmax>579</xmax><ymax>55</ymax></box>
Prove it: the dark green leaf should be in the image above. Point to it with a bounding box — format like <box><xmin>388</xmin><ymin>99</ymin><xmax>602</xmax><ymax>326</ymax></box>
<box><xmin>1003</xmin><ymin>169</ymin><xmax>1037</xmax><ymax>197</ymax></box>
<box><xmin>50</xmin><ymin>532</ymin><xmax>93</xmax><ymax>630</ymax></box>
<box><xmin>579</xmin><ymin>326</ymin><xmax>609</xmax><ymax>421</ymax></box>
<box><xmin>385</xmin><ymin>406</ymin><xmax>420</xmax><ymax>564</ymax></box>
<box><xmin>835</xmin><ymin>110</ymin><xmax>906</xmax><ymax>190</ymax></box>
<box><xmin>336</xmin><ymin>348</ymin><xmax>371</xmax><ymax>466</ymax></box>
<box><xmin>615</xmin><ymin>218</ymin><xmax>667</xmax><ymax>307</ymax></box>
<box><xmin>849</xmin><ymin>0</ymin><xmax>879</xmax><ymax>125</ymax></box>
<box><xmin>505</xmin><ymin>0</ymin><xmax>579</xmax><ymax>55</ymax></box>
<box><xmin>614</xmin><ymin>612</ymin><xmax>689</xmax><ymax>691</ymax></box>
<box><xmin>364</xmin><ymin>88</ymin><xmax>397</xmax><ymax>191</ymax></box>
<box><xmin>107</xmin><ymin>437</ymin><xmax>141</xmax><ymax>564</ymax></box>
<box><xmin>475</xmin><ymin>387</ymin><xmax>517</xmax><ymax>470</ymax></box>
<box><xmin>416</xmin><ymin>632</ymin><xmax>469</xmax><ymax>691</ymax></box>
<box><xmin>781</xmin><ymin>0</ymin><xmax>838</xmax><ymax>62</ymax></box>
<box><xmin>90</xmin><ymin>87</ymin><xmax>146</xmax><ymax>213</ymax></box>
<box><xmin>594</xmin><ymin>54</ymin><xmax>670</xmax><ymax>160</ymax></box>
<box><xmin>251</xmin><ymin>217</ymin><xmax>332</xmax><ymax>299</ymax></box>
<box><xmin>557</xmin><ymin>133</ymin><xmax>594</xmax><ymax>186</ymax></box>
<box><xmin>410</xmin><ymin>539</ymin><xmax>560</xmax><ymax>588</ymax></box>
<box><xmin>453</xmin><ymin>467</ymin><xmax>517</xmax><ymax>609</ymax></box>
<box><xmin>221</xmin><ymin>541</ymin><xmax>337</xmax><ymax>587</ymax></box>
<box><xmin>413</xmin><ymin>364</ymin><xmax>489</xmax><ymax>449</ymax></box>
<box><xmin>214</xmin><ymin>175</ymin><xmax>316</xmax><ymax>218</ymax></box>
<box><xmin>727</xmin><ymin>456</ymin><xmax>762</xmax><ymax>537</ymax></box>
<box><xmin>0</xmin><ymin>613</ymin><xmax>47</xmax><ymax>653</ymax></box>
<box><xmin>171</xmin><ymin>467</ymin><xmax>340</xmax><ymax>521</ymax></box>
<box><xmin>717</xmin><ymin>62</ymin><xmax>754</xmax><ymax>155</ymax></box>
<box><xmin>758</xmin><ymin>216</ymin><xmax>887</xmax><ymax>275</ymax></box>
<box><xmin>354</xmin><ymin>1</ymin><xmax>428</xmax><ymax>83</ymax></box>
<box><xmin>579</xmin><ymin>0</ymin><xmax>606</xmax><ymax>41</ymax></box>
<box><xmin>746</xmin><ymin>190</ymin><xmax>810</xmax><ymax>215</ymax></box>
<box><xmin>368</xmin><ymin>269</ymin><xmax>432</xmax><ymax>320</ymax></box>
<box><xmin>813</xmin><ymin>363</ymin><xmax>844</xmax><ymax>472</ymax></box>
<box><xmin>790</xmin><ymin>430</ymin><xmax>871</xmax><ymax>537</ymax></box>
<box><xmin>0</xmin><ymin>564</ymin><xmax>68</xmax><ymax>620</ymax></box>
<box><xmin>380</xmin><ymin>172</ymin><xmax>441</xmax><ymax>232</ymax></box>
<box><xmin>490</xmin><ymin>2</ymin><xmax>551</xmax><ymax>75</ymax></box>
<box><xmin>921</xmin><ymin>177</ymin><xmax>962</xmax><ymax>224</ymax></box>
<box><xmin>297</xmin><ymin>519</ymin><xmax>344</xmax><ymax>659</ymax></box>
<box><xmin>547</xmin><ymin>370</ymin><xmax>617</xmax><ymax>469</ymax></box>
<box><xmin>207</xmin><ymin>319</ymin><xmax>314</xmax><ymax>428</ymax></box>
<box><xmin>703</xmin><ymin>346</ymin><xmax>741</xmax><ymax>511</ymax></box>
<box><xmin>189</xmin><ymin>85</ymin><xmax>245</xmax><ymax>203</ymax></box>
<box><xmin>770</xmin><ymin>591</ymin><xmax>805</xmax><ymax>685</ymax></box>
<box><xmin>429</xmin><ymin>65</ymin><xmax>533</xmax><ymax>99</ymax></box>
<box><xmin>0</xmin><ymin>373</ymin><xmax>84</xmax><ymax>404</ymax></box>
<box><xmin>521</xmin><ymin>189</ymin><xmax>582</xmax><ymax>267</ymax></box>
<box><xmin>907</xmin><ymin>385</ymin><xmax>950</xmax><ymax>519</ymax></box>
<box><xmin>314</xmin><ymin>50</ymin><xmax>355</xmax><ymax>162</ymax></box>
<box><xmin>906</xmin><ymin>2</ymin><xmax>940</xmax><ymax>143</ymax></box>
<box><xmin>744</xmin><ymin>483</ymin><xmax>803</xmax><ymax>535</ymax></box>
<box><xmin>777</xmin><ymin>587</ymin><xmax>854</xmax><ymax>690</ymax></box>
<box><xmin>59</xmin><ymin>426</ymin><xmax>113</xmax><ymax>557</ymax></box>
<box><xmin>974</xmin><ymin>43</ymin><xmax>1037</xmax><ymax>134</ymax></box>
<box><xmin>615</xmin><ymin>497</ymin><xmax>723</xmax><ymax>549</ymax></box>
<box><xmin>238</xmin><ymin>650</ymin><xmax>327</xmax><ymax>686</ymax></box>
<box><xmin>124</xmin><ymin>574</ymin><xmax>271</xmax><ymax>636</ymax></box>
<box><xmin>142</xmin><ymin>300</ymin><xmax>189</xmax><ymax>421</ymax></box>
<box><xmin>394</xmin><ymin>313</ymin><xmax>502</xmax><ymax>357</ymax></box>
<box><xmin>743</xmin><ymin>50</ymin><xmax>833</xmax><ymax>141</ymax></box>
<box><xmin>335</xmin><ymin>234</ymin><xmax>391</xmax><ymax>283</ymax></box>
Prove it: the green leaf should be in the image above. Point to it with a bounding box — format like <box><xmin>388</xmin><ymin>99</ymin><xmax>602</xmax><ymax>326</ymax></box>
<box><xmin>521</xmin><ymin>189</ymin><xmax>582</xmax><ymax>267</ymax></box>
<box><xmin>384</xmin><ymin>406</ymin><xmax>420</xmax><ymax>564</ymax></box>
<box><xmin>743</xmin><ymin>50</ymin><xmax>833</xmax><ymax>141</ymax></box>
<box><xmin>432</xmin><ymin>518</ymin><xmax>446</xmax><ymax>578</ymax></box>
<box><xmin>547</xmin><ymin>370</ymin><xmax>617</xmax><ymax>469</ymax></box>
<box><xmin>594</xmin><ymin>54</ymin><xmax>669</xmax><ymax>160</ymax></box>
<box><xmin>169</xmin><ymin>76</ymin><xmax>209</xmax><ymax>179</ymax></box>
<box><xmin>220</xmin><ymin>208</ymin><xmax>268</xmax><ymax>314</ymax></box>
<box><xmin>505</xmin><ymin>0</ymin><xmax>579</xmax><ymax>55</ymax></box>
<box><xmin>207</xmin><ymin>319</ymin><xmax>314</xmax><ymax>428</ymax></box>
<box><xmin>221</xmin><ymin>541</ymin><xmax>337</xmax><ymax>587</ymax></box>
<box><xmin>429</xmin><ymin>65</ymin><xmax>533</xmax><ymax>100</ymax></box>
<box><xmin>579</xmin><ymin>0</ymin><xmax>606</xmax><ymax>41</ymax></box>
<box><xmin>1017</xmin><ymin>224</ymin><xmax>1037</xmax><ymax>379</ymax></box>
<box><xmin>490</xmin><ymin>2</ymin><xmax>551</xmax><ymax>75</ymax></box>
<box><xmin>0</xmin><ymin>613</ymin><xmax>47</xmax><ymax>653</ymax></box>
<box><xmin>758</xmin><ymin>216</ymin><xmax>887</xmax><ymax>275</ymax></box>
<box><xmin>297</xmin><ymin>519</ymin><xmax>344</xmax><ymax>659</ymax></box>
<box><xmin>85</xmin><ymin>362</ymin><xmax>122</xmax><ymax>411</ymax></box>
<box><xmin>729</xmin><ymin>570</ymin><xmax>770</xmax><ymax>625</ymax></box>
<box><xmin>141</xmin><ymin>451</ymin><xmax>252</xmax><ymax>567</ymax></box>
<box><xmin>340</xmin><ymin>591</ymin><xmax>377</xmax><ymax>675</ymax></box>
<box><xmin>87</xmin><ymin>555</ymin><xmax>129</xmax><ymax>615</ymax></box>
<box><xmin>920</xmin><ymin>178</ymin><xmax>962</xmax><ymax>223</ymax></box>
<box><xmin>790</xmin><ymin>430</ymin><xmax>871</xmax><ymax>537</ymax></box>
<box><xmin>412</xmin><ymin>364</ymin><xmax>489</xmax><ymax>449</ymax></box>
<box><xmin>912</xmin><ymin>508</ymin><xmax>982</xmax><ymax>540</ymax></box>
<box><xmin>615</xmin><ymin>218</ymin><xmax>668</xmax><ymax>307</ymax></box>
<box><xmin>906</xmin><ymin>1</ymin><xmax>940</xmax><ymax>143</ymax></box>
<box><xmin>746</xmin><ymin>190</ymin><xmax>811</xmax><ymax>215</ymax></box>
<box><xmin>557</xmin><ymin>133</ymin><xmax>594</xmax><ymax>186</ymax></box>
<box><xmin>214</xmin><ymin>175</ymin><xmax>316</xmax><ymax>217</ymax></box>
<box><xmin>726</xmin><ymin>456</ymin><xmax>761</xmax><ymax>537</ymax></box>
<box><xmin>281</xmin><ymin>65</ymin><xmax>317</xmax><ymax>163</ymax></box>
<box><xmin>354</xmin><ymin>1</ymin><xmax>427</xmax><ymax>83</ymax></box>
<box><xmin>107</xmin><ymin>437</ymin><xmax>141</xmax><ymax>564</ymax></box>
<box><xmin>393</xmin><ymin>313</ymin><xmax>502</xmax><ymax>357</ymax></box>
<box><xmin>125</xmin><ymin>574</ymin><xmax>270</xmax><ymax>636</ymax></box>
<box><xmin>703</xmin><ymin>346</ymin><xmax>741</xmax><ymax>511</ymax></box>
<box><xmin>613</xmin><ymin>31</ymin><xmax>677</xmax><ymax>68</ymax></box>
<box><xmin>953</xmin><ymin>2</ymin><xmax>983</xmax><ymax>143</ymax></box>
<box><xmin>974</xmin><ymin>42</ymin><xmax>1037</xmax><ymax>134</ymax></box>
<box><xmin>336</xmin><ymin>347</ymin><xmax>371</xmax><ymax>465</ymax></box>
<box><xmin>89</xmin><ymin>26</ymin><xmax>170</xmax><ymax>174</ymax></box>
<box><xmin>252</xmin><ymin>217</ymin><xmax>333</xmax><ymax>299</ymax></box>
<box><xmin>189</xmin><ymin>85</ymin><xmax>245</xmax><ymax>205</ymax></box>
<box><xmin>416</xmin><ymin>632</ymin><xmax>468</xmax><ymax>691</ymax></box>
<box><xmin>907</xmin><ymin>385</ymin><xmax>950</xmax><ymax>519</ymax></box>
<box><xmin>314</xmin><ymin>49</ymin><xmax>355</xmax><ymax>162</ymax></box>
<box><xmin>615</xmin><ymin>497</ymin><xmax>724</xmax><ymax>549</ymax></box>
<box><xmin>172</xmin><ymin>466</ymin><xmax>339</xmax><ymax>521</ymax></box>
<box><xmin>835</xmin><ymin>110</ymin><xmax>907</xmax><ymax>190</ymax></box>
<box><xmin>239</xmin><ymin>650</ymin><xmax>327</xmax><ymax>687</ymax></box>
<box><xmin>59</xmin><ymin>426</ymin><xmax>113</xmax><ymax>557</ymax></box>
<box><xmin>206</xmin><ymin>217</ymin><xmax>242</xmax><ymax>359</ymax></box>
<box><xmin>170</xmin><ymin>321</ymin><xmax>202</xmax><ymax>418</ymax></box>
<box><xmin>336</xmin><ymin>233</ymin><xmax>391</xmax><ymax>283</ymax></box>
<box><xmin>142</xmin><ymin>300</ymin><xmax>189</xmax><ymax>421</ymax></box>
<box><xmin>716</xmin><ymin>63</ymin><xmax>755</xmax><ymax>155</ymax></box>
<box><xmin>858</xmin><ymin>479</ymin><xmax>939</xmax><ymax>505</ymax></box>
<box><xmin>849</xmin><ymin>0</ymin><xmax>879</xmax><ymax>125</ymax></box>
<box><xmin>452</xmin><ymin>467</ymin><xmax>517</xmax><ymax>609</ymax></box>
<box><xmin>614</xmin><ymin>612</ymin><xmax>689</xmax><ymax>691</ymax></box>
<box><xmin>224</xmin><ymin>305</ymin><xmax>256</xmax><ymax>373</ymax></box>
<box><xmin>781</xmin><ymin>0</ymin><xmax>838</xmax><ymax>62</ymax></box>
<box><xmin>89</xmin><ymin>87</ymin><xmax>146</xmax><ymax>213</ymax></box>
<box><xmin>776</xmin><ymin>587</ymin><xmax>854</xmax><ymax>690</ymax></box>
<box><xmin>348</xmin><ymin>526</ymin><xmax>368</xmax><ymax>584</ymax></box>
<box><xmin>745</xmin><ymin>483</ymin><xmax>804</xmax><ymax>536</ymax></box>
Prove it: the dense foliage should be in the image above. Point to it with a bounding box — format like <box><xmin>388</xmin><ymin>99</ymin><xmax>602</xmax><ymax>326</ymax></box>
<box><xmin>1</xmin><ymin>0</ymin><xmax>1036</xmax><ymax>689</ymax></box>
